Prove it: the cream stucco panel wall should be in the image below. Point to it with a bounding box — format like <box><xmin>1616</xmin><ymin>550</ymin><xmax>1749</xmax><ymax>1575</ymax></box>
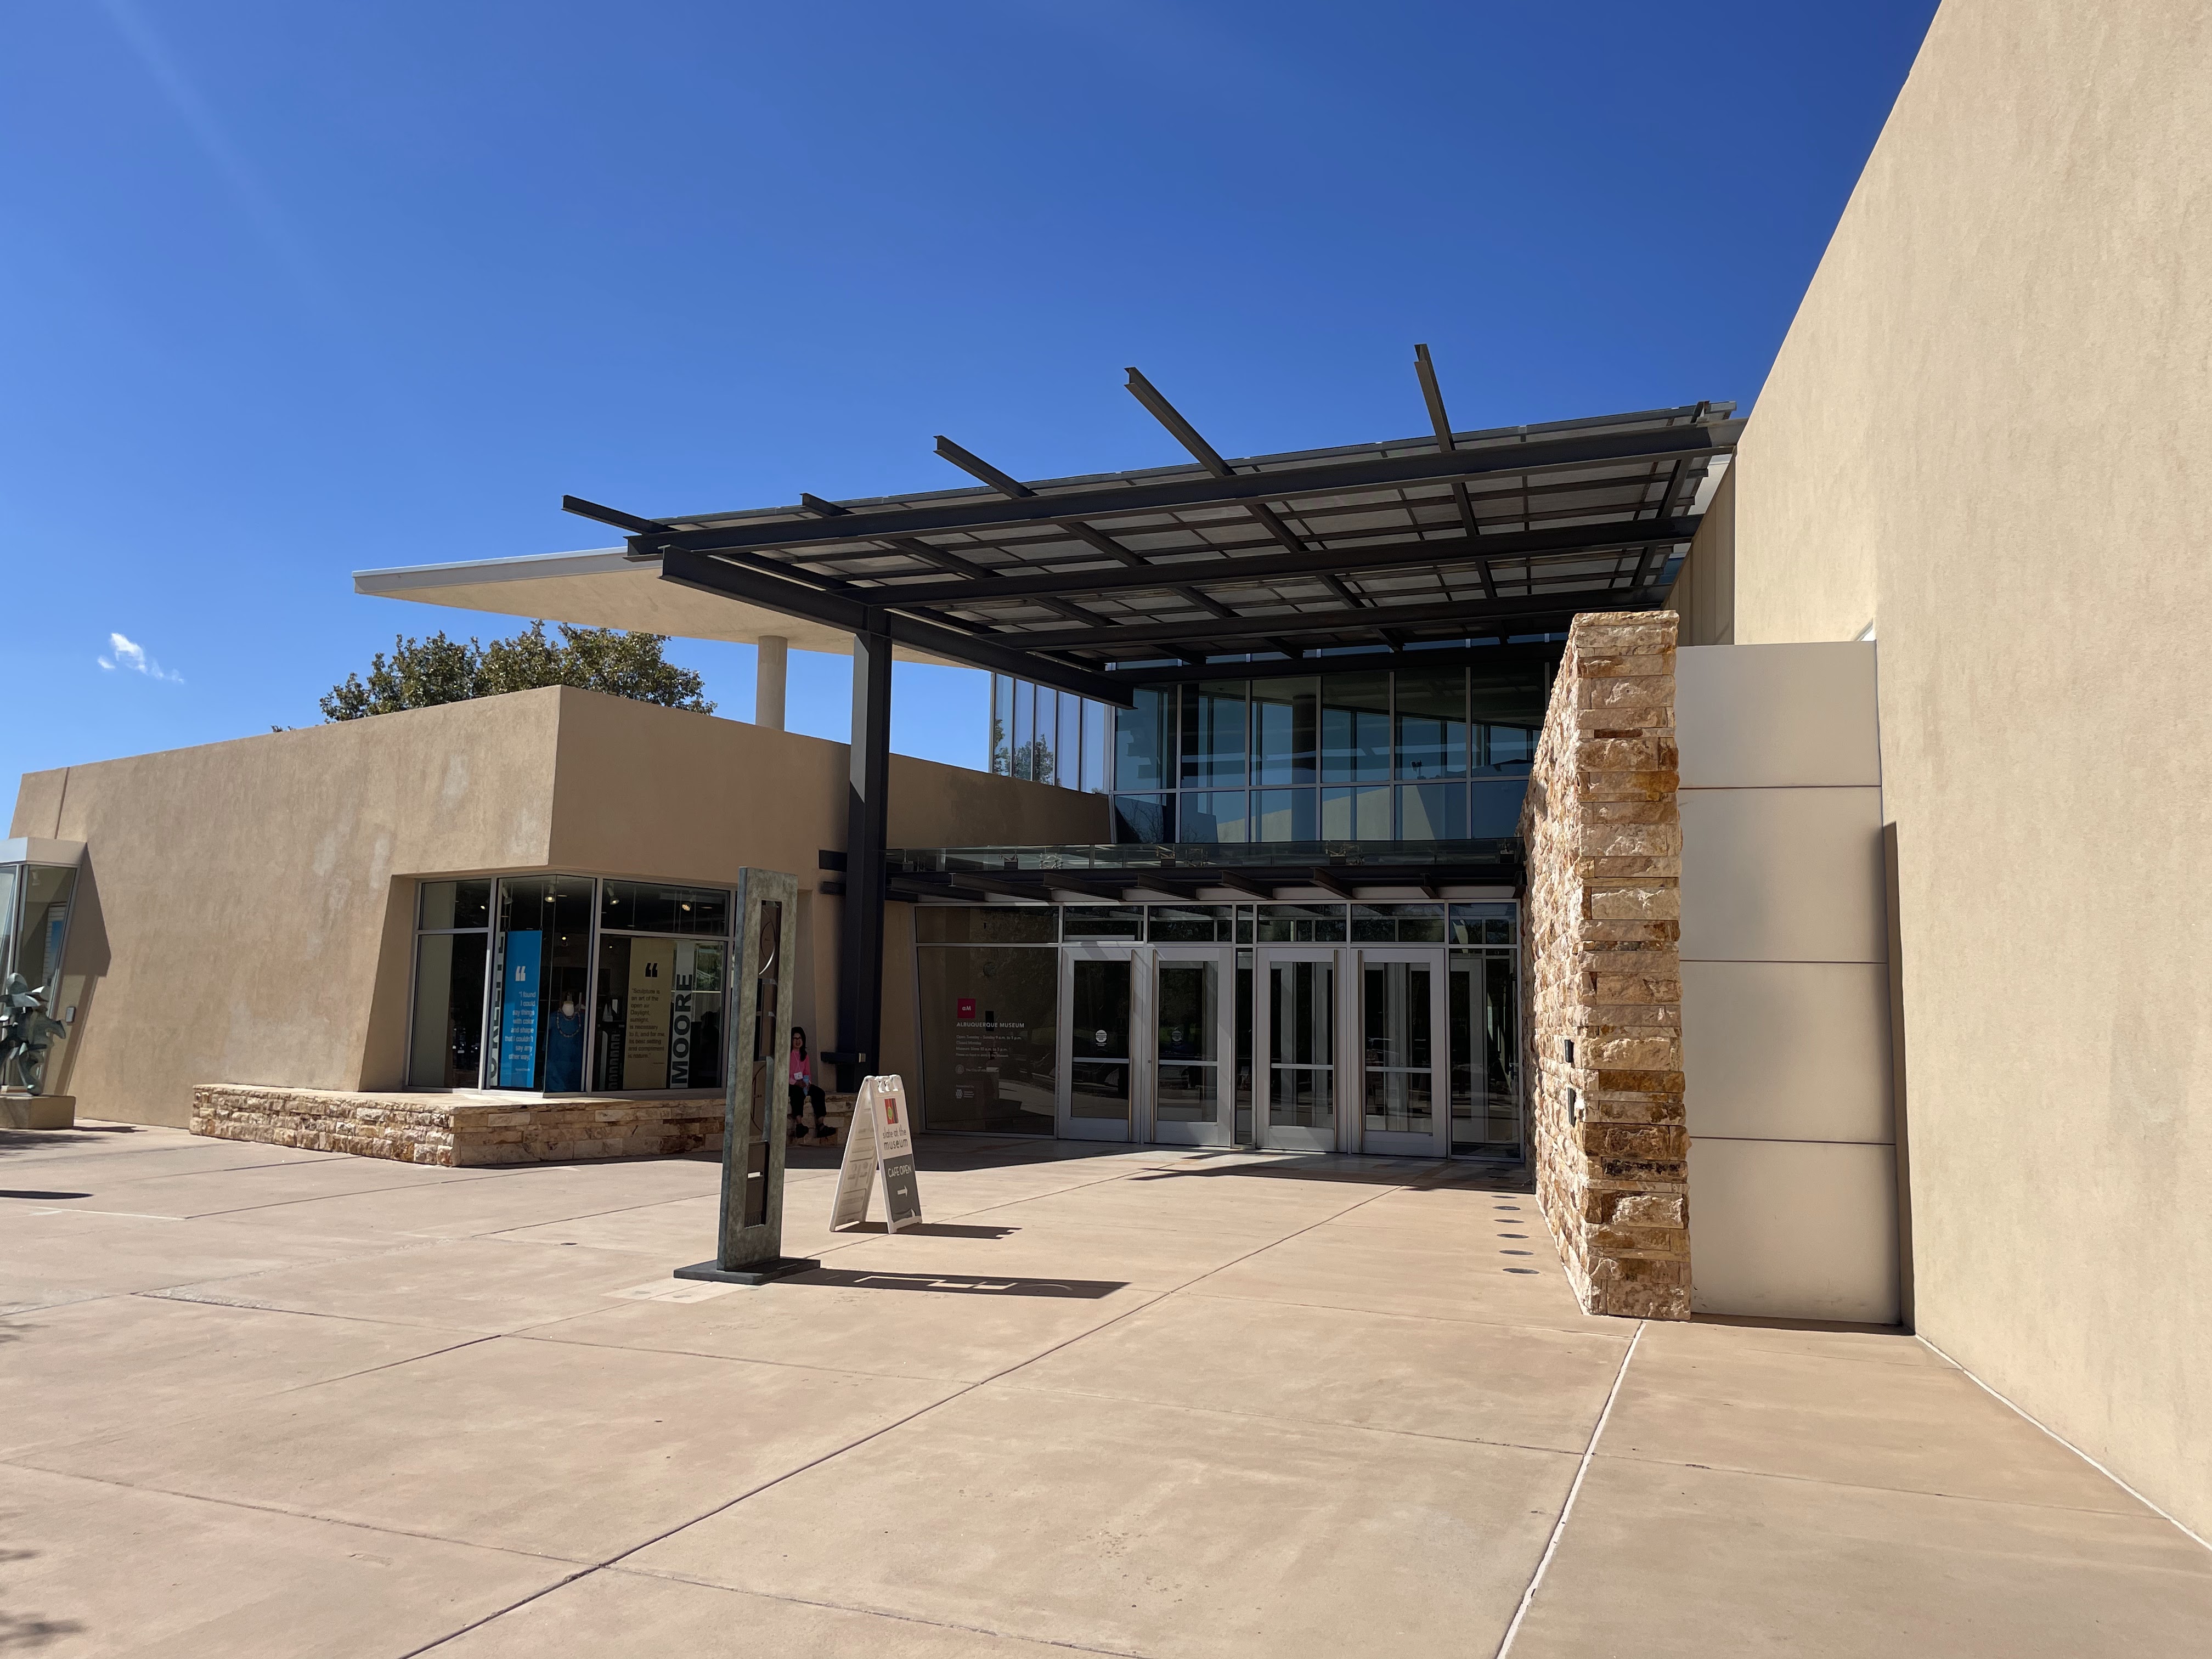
<box><xmin>1718</xmin><ymin>0</ymin><xmax>2212</xmax><ymax>1534</ymax></box>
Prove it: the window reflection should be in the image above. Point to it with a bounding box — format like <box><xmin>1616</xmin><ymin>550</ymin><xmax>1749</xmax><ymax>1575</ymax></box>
<box><xmin>1321</xmin><ymin>673</ymin><xmax>1391</xmax><ymax>783</ymax></box>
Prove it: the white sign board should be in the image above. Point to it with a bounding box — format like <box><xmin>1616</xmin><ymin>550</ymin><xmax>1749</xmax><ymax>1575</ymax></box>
<box><xmin>830</xmin><ymin>1075</ymin><xmax>924</xmax><ymax>1233</ymax></box>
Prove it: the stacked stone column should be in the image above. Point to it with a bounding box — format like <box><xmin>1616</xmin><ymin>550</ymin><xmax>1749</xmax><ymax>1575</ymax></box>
<box><xmin>1520</xmin><ymin>611</ymin><xmax>1690</xmax><ymax>1319</ymax></box>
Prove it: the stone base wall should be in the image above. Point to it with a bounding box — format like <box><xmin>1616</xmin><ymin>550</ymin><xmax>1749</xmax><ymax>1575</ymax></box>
<box><xmin>1520</xmin><ymin>611</ymin><xmax>1691</xmax><ymax>1319</ymax></box>
<box><xmin>190</xmin><ymin>1085</ymin><xmax>728</xmax><ymax>1167</ymax></box>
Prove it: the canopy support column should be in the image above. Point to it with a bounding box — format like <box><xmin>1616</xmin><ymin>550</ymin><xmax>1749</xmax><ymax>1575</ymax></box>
<box><xmin>755</xmin><ymin>635</ymin><xmax>788</xmax><ymax>731</ymax></box>
<box><xmin>834</xmin><ymin>629</ymin><xmax>891</xmax><ymax>1093</ymax></box>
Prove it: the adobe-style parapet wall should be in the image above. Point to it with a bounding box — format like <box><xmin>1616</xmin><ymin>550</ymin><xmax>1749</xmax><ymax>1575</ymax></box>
<box><xmin>1520</xmin><ymin>611</ymin><xmax>1690</xmax><ymax>1319</ymax></box>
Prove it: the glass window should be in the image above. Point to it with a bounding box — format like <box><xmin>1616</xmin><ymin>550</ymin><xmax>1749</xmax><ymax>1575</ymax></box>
<box><xmin>1450</xmin><ymin>902</ymin><xmax>1517</xmax><ymax>946</ymax></box>
<box><xmin>1321</xmin><ymin>673</ymin><xmax>1391</xmax><ymax>782</ymax></box>
<box><xmin>1351</xmin><ymin>903</ymin><xmax>1446</xmax><ymax>944</ymax></box>
<box><xmin>411</xmin><ymin>878</ymin><xmax>490</xmax><ymax>1089</ymax></box>
<box><xmin>489</xmin><ymin>876</ymin><xmax>594</xmax><ymax>1091</ymax></box>
<box><xmin>1012</xmin><ymin>680</ymin><xmax>1035</xmax><ymax>780</ymax></box>
<box><xmin>1400</xmin><ymin>783</ymin><xmax>1469</xmax><ymax>841</ymax></box>
<box><xmin>915</xmin><ymin>907</ymin><xmax>1058</xmax><ymax>944</ymax></box>
<box><xmin>593</xmin><ymin>934</ymin><xmax>725</xmax><ymax>1091</ymax></box>
<box><xmin>1058</xmin><ymin>693</ymin><xmax>1082</xmax><ymax>789</ymax></box>
<box><xmin>1081</xmin><ymin>698</ymin><xmax>1107</xmax><ymax>793</ymax></box>
<box><xmin>1114</xmin><ymin>686</ymin><xmax>1173</xmax><ymax>790</ymax></box>
<box><xmin>1395</xmin><ymin>665</ymin><xmax>1468</xmax><ymax>781</ymax></box>
<box><xmin>1471</xmin><ymin>663</ymin><xmax>1547</xmax><ymax>776</ymax></box>
<box><xmin>10</xmin><ymin>865</ymin><xmax>77</xmax><ymax>990</ymax></box>
<box><xmin>1034</xmin><ymin>686</ymin><xmax>1060</xmax><ymax>786</ymax></box>
<box><xmin>1469</xmin><ymin>780</ymin><xmax>1528</xmax><ymax>838</ymax></box>
<box><xmin>1180</xmin><ymin>681</ymin><xmax>1248</xmax><ymax>787</ymax></box>
<box><xmin>1148</xmin><ymin>904</ymin><xmax>1234</xmax><ymax>943</ymax></box>
<box><xmin>916</xmin><ymin>945</ymin><xmax>1057</xmax><ymax>1134</ymax></box>
<box><xmin>1111</xmin><ymin>794</ymin><xmax>1173</xmax><ymax>845</ymax></box>
<box><xmin>410</xmin><ymin>932</ymin><xmax>489</xmax><ymax>1087</ymax></box>
<box><xmin>1062</xmin><ymin>905</ymin><xmax>1146</xmax><ymax>941</ymax></box>
<box><xmin>1253</xmin><ymin>903</ymin><xmax>1347</xmax><ymax>944</ymax></box>
<box><xmin>1451</xmin><ymin>946</ymin><xmax>1523</xmax><ymax>1153</ymax></box>
<box><xmin>599</xmin><ymin>881</ymin><xmax>730</xmax><ymax>936</ymax></box>
<box><xmin>991</xmin><ymin>675</ymin><xmax>1015</xmax><ymax>776</ymax></box>
<box><xmin>1251</xmin><ymin>677</ymin><xmax>1318</xmax><ymax>785</ymax></box>
<box><xmin>1235</xmin><ymin>946</ymin><xmax>1254</xmax><ymax>1143</ymax></box>
<box><xmin>1179</xmin><ymin>790</ymin><xmax>1248</xmax><ymax>845</ymax></box>
<box><xmin>1252</xmin><ymin>788</ymin><xmax>1317</xmax><ymax>843</ymax></box>
<box><xmin>1321</xmin><ymin>786</ymin><xmax>1392</xmax><ymax>840</ymax></box>
<box><xmin>419</xmin><ymin>879</ymin><xmax>492</xmax><ymax>930</ymax></box>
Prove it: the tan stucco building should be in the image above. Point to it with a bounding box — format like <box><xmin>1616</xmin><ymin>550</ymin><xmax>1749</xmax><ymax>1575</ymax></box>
<box><xmin>8</xmin><ymin>0</ymin><xmax>2208</xmax><ymax>1545</ymax></box>
<box><xmin>7</xmin><ymin>687</ymin><xmax>1101</xmax><ymax>1132</ymax></box>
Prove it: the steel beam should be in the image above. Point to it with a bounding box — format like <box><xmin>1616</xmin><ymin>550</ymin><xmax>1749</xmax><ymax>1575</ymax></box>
<box><xmin>658</xmin><ymin>547</ymin><xmax>1135</xmax><ymax>706</ymax></box>
<box><xmin>981</xmin><ymin>590</ymin><xmax>1616</xmax><ymax>652</ymax></box>
<box><xmin>650</xmin><ymin>420</ymin><xmax>1742</xmax><ymax>555</ymax></box>
<box><xmin>847</xmin><ymin>519</ymin><xmax>1697</xmax><ymax>606</ymax></box>
<box><xmin>834</xmin><ymin>630</ymin><xmax>893</xmax><ymax>1093</ymax></box>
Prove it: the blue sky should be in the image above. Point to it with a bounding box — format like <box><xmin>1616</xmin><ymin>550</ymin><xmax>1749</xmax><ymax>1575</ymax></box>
<box><xmin>1</xmin><ymin>1</ymin><xmax>1937</xmax><ymax>797</ymax></box>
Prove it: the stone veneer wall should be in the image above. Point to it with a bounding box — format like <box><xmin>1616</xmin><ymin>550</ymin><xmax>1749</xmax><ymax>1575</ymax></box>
<box><xmin>191</xmin><ymin>1085</ymin><xmax>729</xmax><ymax>1166</ymax></box>
<box><xmin>1519</xmin><ymin>611</ymin><xmax>1691</xmax><ymax>1319</ymax></box>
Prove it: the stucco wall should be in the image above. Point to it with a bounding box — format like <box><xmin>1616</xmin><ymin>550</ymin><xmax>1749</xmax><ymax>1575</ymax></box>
<box><xmin>1723</xmin><ymin>0</ymin><xmax>2212</xmax><ymax>1530</ymax></box>
<box><xmin>9</xmin><ymin>686</ymin><xmax>1104</xmax><ymax>1127</ymax></box>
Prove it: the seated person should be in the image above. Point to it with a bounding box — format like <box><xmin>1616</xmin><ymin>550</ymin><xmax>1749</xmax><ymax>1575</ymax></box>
<box><xmin>788</xmin><ymin>1025</ymin><xmax>830</xmax><ymax>1141</ymax></box>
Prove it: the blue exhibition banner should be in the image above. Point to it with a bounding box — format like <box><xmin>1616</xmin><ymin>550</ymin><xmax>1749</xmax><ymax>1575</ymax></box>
<box><xmin>498</xmin><ymin>930</ymin><xmax>543</xmax><ymax>1087</ymax></box>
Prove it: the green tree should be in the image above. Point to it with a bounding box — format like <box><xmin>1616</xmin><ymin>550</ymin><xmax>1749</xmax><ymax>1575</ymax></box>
<box><xmin>320</xmin><ymin>622</ymin><xmax>714</xmax><ymax>721</ymax></box>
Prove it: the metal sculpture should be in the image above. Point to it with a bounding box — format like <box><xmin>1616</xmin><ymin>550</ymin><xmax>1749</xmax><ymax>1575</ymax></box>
<box><xmin>0</xmin><ymin>973</ymin><xmax>64</xmax><ymax>1095</ymax></box>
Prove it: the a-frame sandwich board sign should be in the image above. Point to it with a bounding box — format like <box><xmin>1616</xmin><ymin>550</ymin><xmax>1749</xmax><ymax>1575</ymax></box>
<box><xmin>830</xmin><ymin>1074</ymin><xmax>924</xmax><ymax>1233</ymax></box>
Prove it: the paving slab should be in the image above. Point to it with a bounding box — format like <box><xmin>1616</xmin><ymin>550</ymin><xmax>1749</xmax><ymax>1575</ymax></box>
<box><xmin>1510</xmin><ymin>1453</ymin><xmax>2212</xmax><ymax>1658</ymax></box>
<box><xmin>0</xmin><ymin>1464</ymin><xmax>569</xmax><ymax>1659</ymax></box>
<box><xmin>0</xmin><ymin>1295</ymin><xmax>471</xmax><ymax>1458</ymax></box>
<box><xmin>1601</xmin><ymin>1328</ymin><xmax>2150</xmax><ymax>1513</ymax></box>
<box><xmin>208</xmin><ymin>1163</ymin><xmax>721</xmax><ymax>1243</ymax></box>
<box><xmin>21</xmin><ymin>1333</ymin><xmax>960</xmax><ymax>1562</ymax></box>
<box><xmin>146</xmin><ymin>1235</ymin><xmax>740</xmax><ymax>1334</ymax></box>
<box><xmin>435</xmin><ymin>1566</ymin><xmax>1088</xmax><ymax>1657</ymax></box>
<box><xmin>630</xmin><ymin>1384</ymin><xmax>1577</xmax><ymax>1658</ymax></box>
<box><xmin>0</xmin><ymin>1207</ymin><xmax>403</xmax><ymax>1313</ymax></box>
<box><xmin>814</xmin><ymin>1214</ymin><xmax>1272</xmax><ymax>1293</ymax></box>
<box><xmin>1001</xmin><ymin>1288</ymin><xmax>1628</xmax><ymax>1452</ymax></box>
<box><xmin>532</xmin><ymin>1272</ymin><xmax>1164</xmax><ymax>1384</ymax></box>
<box><xmin>1196</xmin><ymin>1225</ymin><xmax>1602</xmax><ymax>1335</ymax></box>
<box><xmin>15</xmin><ymin>1154</ymin><xmax>494</xmax><ymax>1220</ymax></box>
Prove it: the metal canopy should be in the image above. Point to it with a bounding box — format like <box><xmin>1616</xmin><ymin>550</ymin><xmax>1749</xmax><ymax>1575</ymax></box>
<box><xmin>565</xmin><ymin>351</ymin><xmax>1737</xmax><ymax>709</ymax></box>
<box><xmin>887</xmin><ymin>840</ymin><xmax>1523</xmax><ymax>905</ymax></box>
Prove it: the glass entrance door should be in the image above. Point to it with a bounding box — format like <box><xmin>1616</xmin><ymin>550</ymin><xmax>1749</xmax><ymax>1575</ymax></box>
<box><xmin>1256</xmin><ymin>947</ymin><xmax>1339</xmax><ymax>1152</ymax></box>
<box><xmin>1059</xmin><ymin>946</ymin><xmax>1137</xmax><ymax>1142</ymax></box>
<box><xmin>1149</xmin><ymin>947</ymin><xmax>1232</xmax><ymax>1147</ymax></box>
<box><xmin>1359</xmin><ymin>948</ymin><xmax>1449</xmax><ymax>1156</ymax></box>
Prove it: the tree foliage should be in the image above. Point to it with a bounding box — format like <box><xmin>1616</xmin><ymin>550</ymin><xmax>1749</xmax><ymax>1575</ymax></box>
<box><xmin>320</xmin><ymin>622</ymin><xmax>714</xmax><ymax>721</ymax></box>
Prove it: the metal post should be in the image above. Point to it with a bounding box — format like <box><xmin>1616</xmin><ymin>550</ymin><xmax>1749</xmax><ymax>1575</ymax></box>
<box><xmin>755</xmin><ymin>634</ymin><xmax>788</xmax><ymax>731</ymax></box>
<box><xmin>835</xmin><ymin>629</ymin><xmax>892</xmax><ymax>1094</ymax></box>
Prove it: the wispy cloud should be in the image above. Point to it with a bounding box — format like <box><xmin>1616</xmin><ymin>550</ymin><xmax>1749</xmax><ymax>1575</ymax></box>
<box><xmin>98</xmin><ymin>633</ymin><xmax>184</xmax><ymax>684</ymax></box>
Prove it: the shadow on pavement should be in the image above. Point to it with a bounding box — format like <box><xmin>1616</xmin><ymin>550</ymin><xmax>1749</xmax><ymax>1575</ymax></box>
<box><xmin>796</xmin><ymin>1268</ymin><xmax>1126</xmax><ymax>1300</ymax></box>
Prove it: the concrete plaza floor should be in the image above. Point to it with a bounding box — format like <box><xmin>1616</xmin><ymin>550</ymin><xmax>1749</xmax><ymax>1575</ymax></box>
<box><xmin>3</xmin><ymin>1122</ymin><xmax>2209</xmax><ymax>1657</ymax></box>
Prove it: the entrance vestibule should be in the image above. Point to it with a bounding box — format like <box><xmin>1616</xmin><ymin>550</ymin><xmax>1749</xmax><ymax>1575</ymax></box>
<box><xmin>921</xmin><ymin>901</ymin><xmax>1521</xmax><ymax>1158</ymax></box>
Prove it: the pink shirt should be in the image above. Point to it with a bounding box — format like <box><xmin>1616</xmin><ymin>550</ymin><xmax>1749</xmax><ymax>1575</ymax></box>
<box><xmin>789</xmin><ymin>1051</ymin><xmax>812</xmax><ymax>1086</ymax></box>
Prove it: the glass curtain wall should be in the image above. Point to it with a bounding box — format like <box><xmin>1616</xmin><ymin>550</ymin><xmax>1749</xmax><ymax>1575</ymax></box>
<box><xmin>913</xmin><ymin>907</ymin><xmax>1060</xmax><ymax>1134</ymax></box>
<box><xmin>989</xmin><ymin>674</ymin><xmax>1113</xmax><ymax>792</ymax></box>
<box><xmin>909</xmin><ymin>899</ymin><xmax>1522</xmax><ymax>1154</ymax></box>
<box><xmin>593</xmin><ymin>881</ymin><xmax>731</xmax><ymax>1092</ymax></box>
<box><xmin>410</xmin><ymin>881</ymin><xmax>492</xmax><ymax>1087</ymax></box>
<box><xmin>1448</xmin><ymin>903</ymin><xmax>1523</xmax><ymax>1154</ymax></box>
<box><xmin>488</xmin><ymin>877</ymin><xmax>594</xmax><ymax>1091</ymax></box>
<box><xmin>1109</xmin><ymin>661</ymin><xmax>1549</xmax><ymax>845</ymax></box>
